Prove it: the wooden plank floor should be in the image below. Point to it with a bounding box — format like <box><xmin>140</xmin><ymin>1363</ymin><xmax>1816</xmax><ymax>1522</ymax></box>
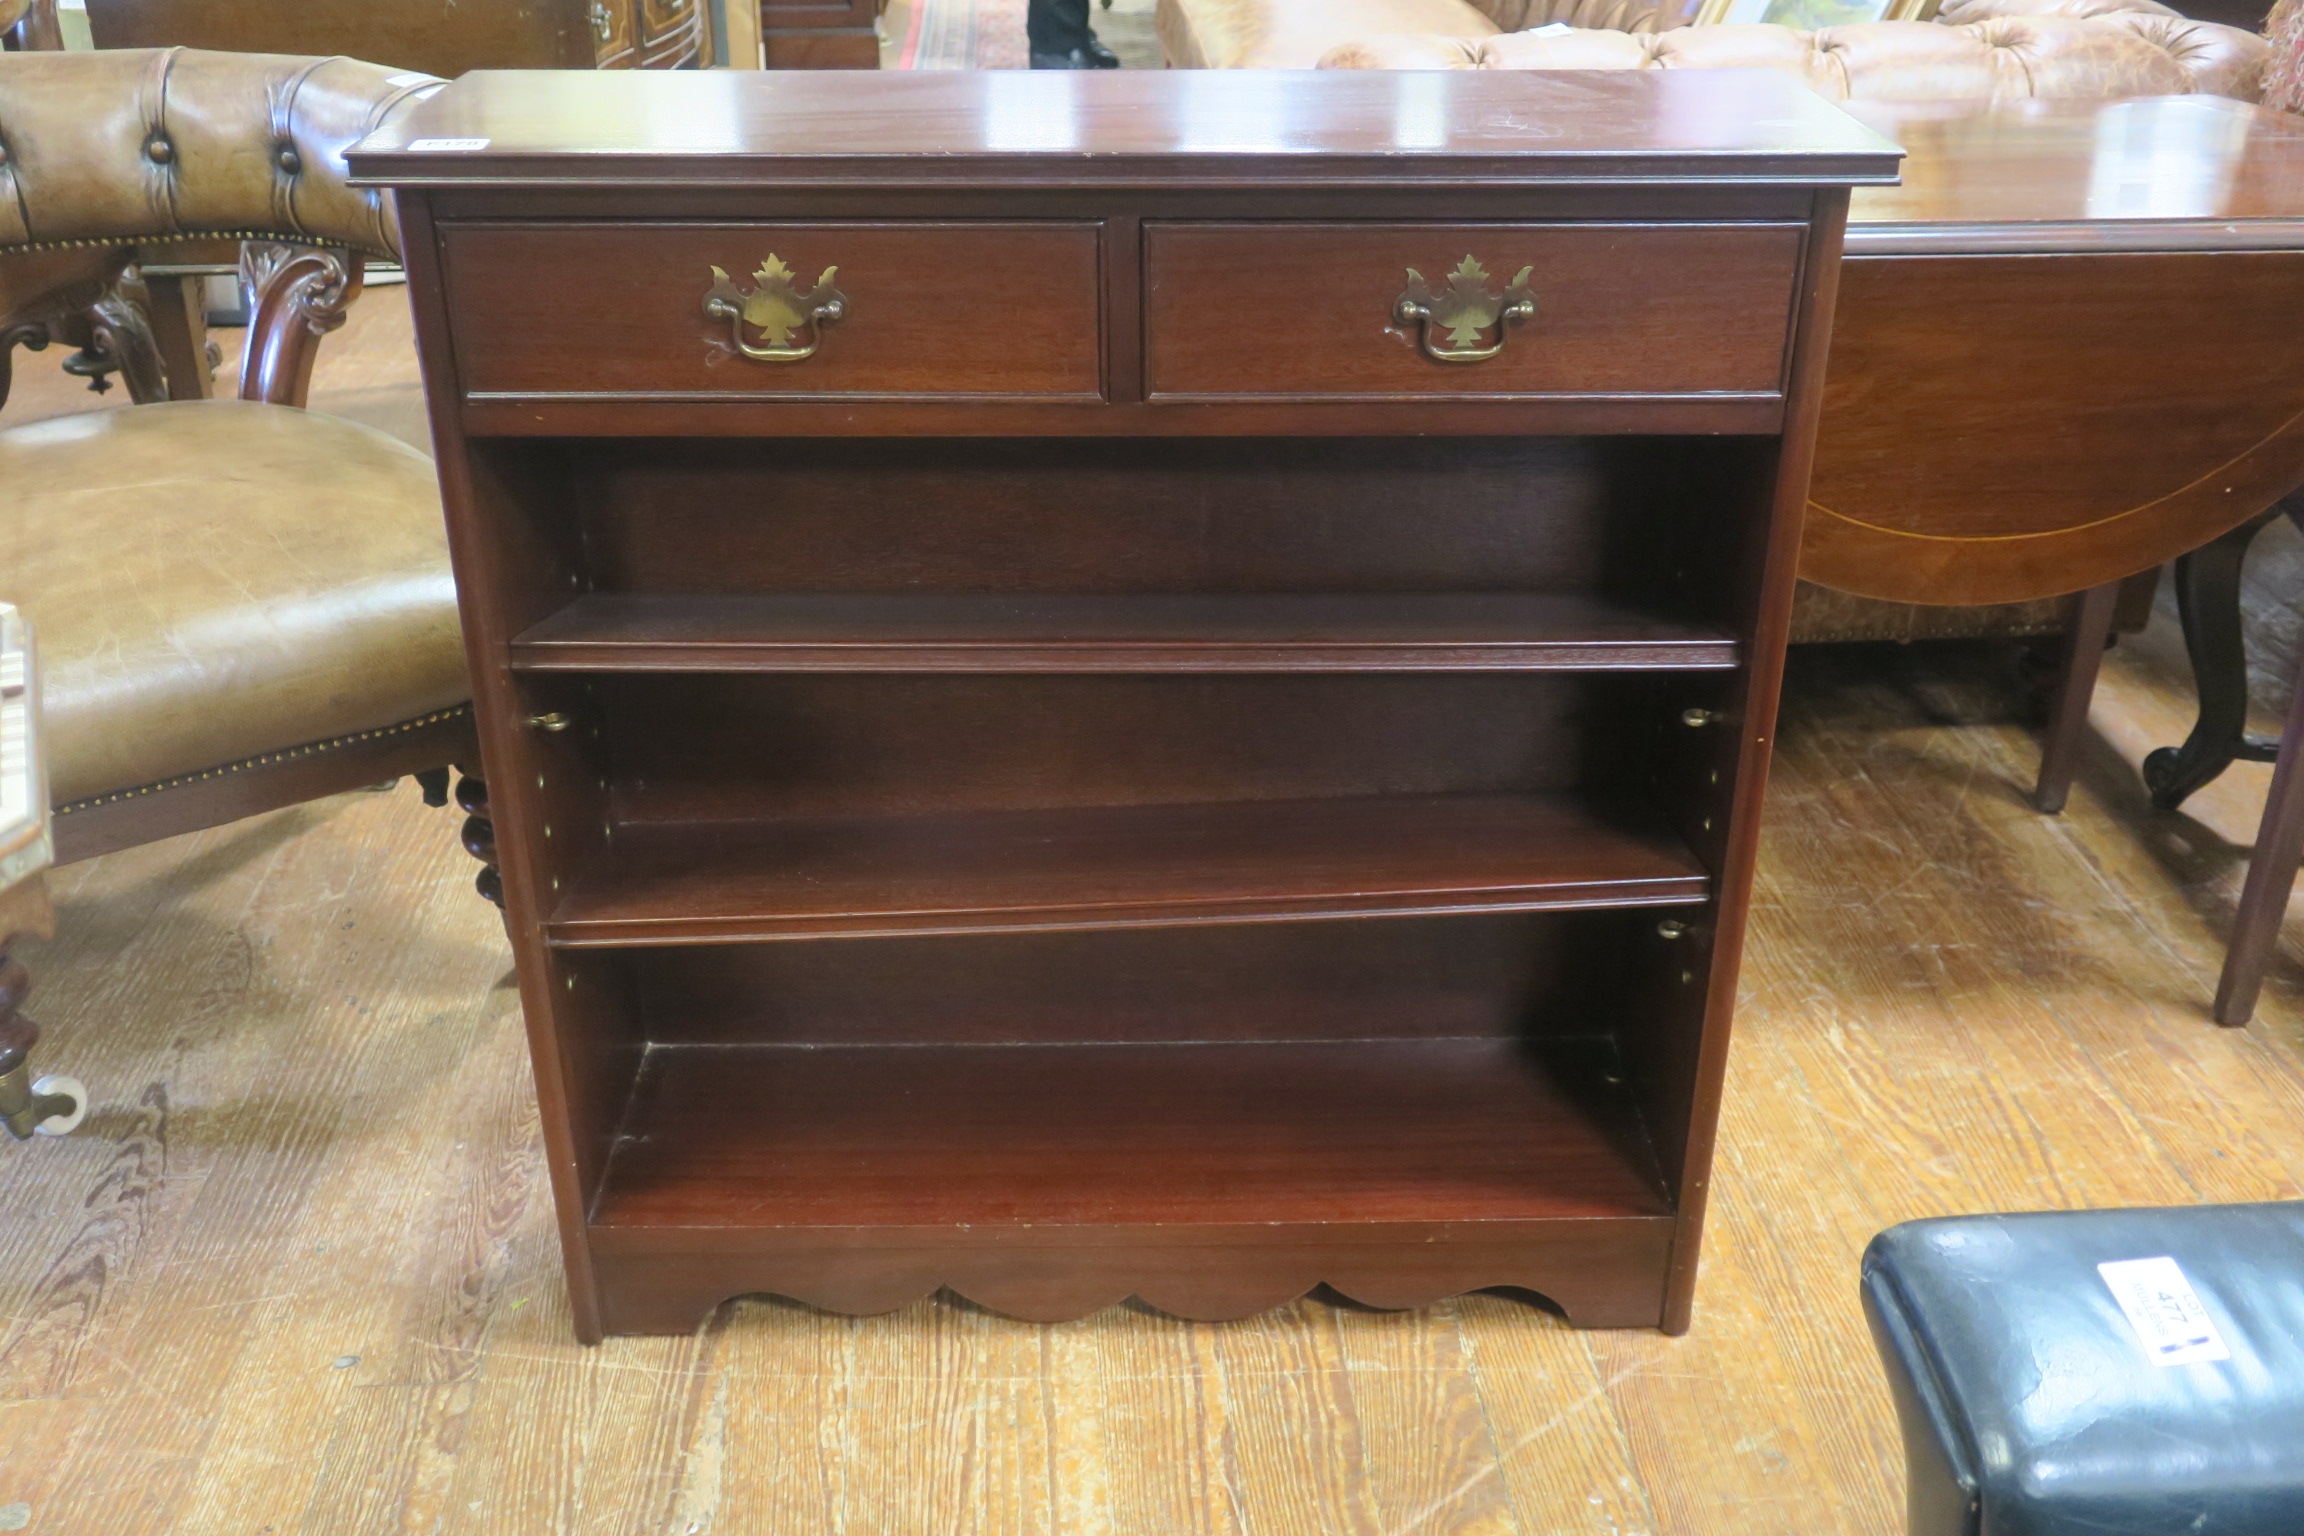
<box><xmin>5</xmin><ymin>296</ymin><xmax>2304</xmax><ymax>1535</ymax></box>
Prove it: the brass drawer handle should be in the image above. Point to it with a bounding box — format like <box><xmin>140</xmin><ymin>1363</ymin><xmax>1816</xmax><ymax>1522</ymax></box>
<box><xmin>1394</xmin><ymin>256</ymin><xmax>1535</xmax><ymax>364</ymax></box>
<box><xmin>704</xmin><ymin>255</ymin><xmax>848</xmax><ymax>363</ymax></box>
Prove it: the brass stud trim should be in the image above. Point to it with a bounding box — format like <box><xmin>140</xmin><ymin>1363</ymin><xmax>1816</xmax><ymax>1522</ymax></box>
<box><xmin>0</xmin><ymin>228</ymin><xmax>395</xmax><ymax>263</ymax></box>
<box><xmin>53</xmin><ymin>705</ymin><xmax>472</xmax><ymax>817</ymax></box>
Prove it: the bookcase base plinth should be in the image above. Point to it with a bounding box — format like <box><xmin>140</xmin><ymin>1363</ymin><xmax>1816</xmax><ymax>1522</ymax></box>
<box><xmin>585</xmin><ymin>1221</ymin><xmax>1678</xmax><ymax>1337</ymax></box>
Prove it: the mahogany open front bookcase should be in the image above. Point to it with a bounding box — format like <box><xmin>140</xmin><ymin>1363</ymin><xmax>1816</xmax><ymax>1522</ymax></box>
<box><xmin>352</xmin><ymin>68</ymin><xmax>1897</xmax><ymax>1341</ymax></box>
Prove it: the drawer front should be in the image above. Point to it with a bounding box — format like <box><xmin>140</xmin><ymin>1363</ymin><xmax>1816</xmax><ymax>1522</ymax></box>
<box><xmin>589</xmin><ymin>0</ymin><xmax>638</xmax><ymax>66</ymax></box>
<box><xmin>442</xmin><ymin>222</ymin><xmax>1105</xmax><ymax>400</ymax></box>
<box><xmin>1144</xmin><ymin>223</ymin><xmax>1802</xmax><ymax>400</ymax></box>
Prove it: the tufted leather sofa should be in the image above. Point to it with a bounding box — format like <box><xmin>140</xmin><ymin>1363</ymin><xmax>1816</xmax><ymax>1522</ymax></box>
<box><xmin>1157</xmin><ymin>0</ymin><xmax>1680</xmax><ymax>69</ymax></box>
<box><xmin>1319</xmin><ymin>6</ymin><xmax>2269</xmax><ymax>101</ymax></box>
<box><xmin>1161</xmin><ymin>0</ymin><xmax>2268</xmax><ymax>98</ymax></box>
<box><xmin>0</xmin><ymin>48</ymin><xmax>471</xmax><ymax>861</ymax></box>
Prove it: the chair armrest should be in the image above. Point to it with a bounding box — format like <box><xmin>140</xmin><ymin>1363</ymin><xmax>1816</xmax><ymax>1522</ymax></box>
<box><xmin>237</xmin><ymin>242</ymin><xmax>364</xmax><ymax>408</ymax></box>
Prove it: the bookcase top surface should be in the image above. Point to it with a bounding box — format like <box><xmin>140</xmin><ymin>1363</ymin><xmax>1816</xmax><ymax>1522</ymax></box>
<box><xmin>348</xmin><ymin>68</ymin><xmax>1902</xmax><ymax>191</ymax></box>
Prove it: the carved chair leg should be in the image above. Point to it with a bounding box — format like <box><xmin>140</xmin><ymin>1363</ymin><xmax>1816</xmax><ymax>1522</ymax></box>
<box><xmin>2143</xmin><ymin>510</ymin><xmax>2284</xmax><ymax>811</ymax></box>
<box><xmin>57</xmin><ymin>278</ymin><xmax>168</xmax><ymax>403</ymax></box>
<box><xmin>0</xmin><ymin>943</ymin><xmax>86</xmax><ymax>1140</ymax></box>
<box><xmin>455</xmin><ymin>766</ymin><xmax>504</xmax><ymax>907</ymax></box>
<box><xmin>2033</xmin><ymin>581</ymin><xmax>2123</xmax><ymax>814</ymax></box>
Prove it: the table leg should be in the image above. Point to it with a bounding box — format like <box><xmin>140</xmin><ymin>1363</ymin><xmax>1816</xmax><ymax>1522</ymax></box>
<box><xmin>2033</xmin><ymin>581</ymin><xmax>2123</xmax><ymax>814</ymax></box>
<box><xmin>2214</xmin><ymin>635</ymin><xmax>2304</xmax><ymax>1024</ymax></box>
<box><xmin>2142</xmin><ymin>509</ymin><xmax>2284</xmax><ymax>811</ymax></box>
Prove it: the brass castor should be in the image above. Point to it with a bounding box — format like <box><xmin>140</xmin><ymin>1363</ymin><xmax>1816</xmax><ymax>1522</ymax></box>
<box><xmin>0</xmin><ymin>952</ymin><xmax>86</xmax><ymax>1138</ymax></box>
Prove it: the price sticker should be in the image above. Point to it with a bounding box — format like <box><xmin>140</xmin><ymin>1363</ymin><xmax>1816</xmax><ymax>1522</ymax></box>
<box><xmin>2098</xmin><ymin>1256</ymin><xmax>2232</xmax><ymax>1367</ymax></box>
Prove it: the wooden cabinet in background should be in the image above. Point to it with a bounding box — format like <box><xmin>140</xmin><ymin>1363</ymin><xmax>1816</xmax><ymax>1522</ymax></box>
<box><xmin>352</xmin><ymin>69</ymin><xmax>1896</xmax><ymax>1342</ymax></box>
<box><xmin>84</xmin><ymin>0</ymin><xmax>708</xmax><ymax>75</ymax></box>
<box><xmin>756</xmin><ymin>0</ymin><xmax>879</xmax><ymax>68</ymax></box>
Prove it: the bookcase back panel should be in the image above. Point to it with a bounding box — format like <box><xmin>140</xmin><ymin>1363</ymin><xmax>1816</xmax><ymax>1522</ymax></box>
<box><xmin>593</xmin><ymin>672</ymin><xmax>1652</xmax><ymax>823</ymax></box>
<box><xmin>621</xmin><ymin>911</ymin><xmax>1644</xmax><ymax>1047</ymax></box>
<box><xmin>561</xmin><ymin>437</ymin><xmax>1652</xmax><ymax>598</ymax></box>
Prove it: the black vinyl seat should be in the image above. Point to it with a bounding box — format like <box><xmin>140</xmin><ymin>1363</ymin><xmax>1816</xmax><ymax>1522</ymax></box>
<box><xmin>1863</xmin><ymin>1203</ymin><xmax>2304</xmax><ymax>1536</ymax></box>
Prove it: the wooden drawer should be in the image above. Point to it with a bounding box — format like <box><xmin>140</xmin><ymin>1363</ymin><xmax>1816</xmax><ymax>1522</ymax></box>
<box><xmin>1143</xmin><ymin>223</ymin><xmax>1802</xmax><ymax>401</ymax></box>
<box><xmin>589</xmin><ymin>0</ymin><xmax>638</xmax><ymax>66</ymax></box>
<box><xmin>441</xmin><ymin>222</ymin><xmax>1105</xmax><ymax>400</ymax></box>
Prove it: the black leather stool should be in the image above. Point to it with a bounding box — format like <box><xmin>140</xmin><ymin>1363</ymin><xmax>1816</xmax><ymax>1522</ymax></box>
<box><xmin>1862</xmin><ymin>1203</ymin><xmax>2304</xmax><ymax>1535</ymax></box>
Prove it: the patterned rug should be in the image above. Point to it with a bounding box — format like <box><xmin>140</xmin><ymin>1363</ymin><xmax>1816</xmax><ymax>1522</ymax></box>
<box><xmin>895</xmin><ymin>0</ymin><xmax>1030</xmax><ymax>68</ymax></box>
<box><xmin>892</xmin><ymin>0</ymin><xmax>1160</xmax><ymax>69</ymax></box>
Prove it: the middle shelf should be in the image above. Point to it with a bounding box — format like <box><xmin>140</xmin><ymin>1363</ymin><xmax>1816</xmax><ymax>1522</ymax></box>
<box><xmin>547</xmin><ymin>792</ymin><xmax>1709</xmax><ymax>946</ymax></box>
<box><xmin>510</xmin><ymin>591</ymin><xmax>1739</xmax><ymax>674</ymax></box>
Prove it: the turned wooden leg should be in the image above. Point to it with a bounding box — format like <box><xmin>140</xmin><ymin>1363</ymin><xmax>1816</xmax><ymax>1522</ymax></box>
<box><xmin>0</xmin><ymin>942</ymin><xmax>85</xmax><ymax>1140</ymax></box>
<box><xmin>2033</xmin><ymin>581</ymin><xmax>2123</xmax><ymax>815</ymax></box>
<box><xmin>455</xmin><ymin>765</ymin><xmax>504</xmax><ymax>908</ymax></box>
<box><xmin>413</xmin><ymin>766</ymin><xmax>452</xmax><ymax>809</ymax></box>
<box><xmin>2143</xmin><ymin>510</ymin><xmax>2284</xmax><ymax>811</ymax></box>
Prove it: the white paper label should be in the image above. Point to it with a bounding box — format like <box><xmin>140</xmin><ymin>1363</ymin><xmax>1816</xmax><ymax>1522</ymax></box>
<box><xmin>2099</xmin><ymin>1257</ymin><xmax>2232</xmax><ymax>1366</ymax></box>
<box><xmin>1527</xmin><ymin>21</ymin><xmax>1574</xmax><ymax>33</ymax></box>
<box><xmin>385</xmin><ymin>72</ymin><xmax>438</xmax><ymax>88</ymax></box>
<box><xmin>406</xmin><ymin>138</ymin><xmax>490</xmax><ymax>153</ymax></box>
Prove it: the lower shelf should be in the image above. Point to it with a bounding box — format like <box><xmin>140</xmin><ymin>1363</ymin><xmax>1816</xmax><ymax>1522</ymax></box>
<box><xmin>582</xmin><ymin>1037</ymin><xmax>1678</xmax><ymax>1329</ymax></box>
<box><xmin>550</xmin><ymin>793</ymin><xmax>1708</xmax><ymax>945</ymax></box>
<box><xmin>594</xmin><ymin>1036</ymin><xmax>1668</xmax><ymax>1231</ymax></box>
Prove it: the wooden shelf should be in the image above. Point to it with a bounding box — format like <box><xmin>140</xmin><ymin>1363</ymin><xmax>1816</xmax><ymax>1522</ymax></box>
<box><xmin>510</xmin><ymin>592</ymin><xmax>1738</xmax><ymax>673</ymax></box>
<box><xmin>588</xmin><ymin>1037</ymin><xmax>1674</xmax><ymax>1236</ymax></box>
<box><xmin>548</xmin><ymin>793</ymin><xmax>1709</xmax><ymax>946</ymax></box>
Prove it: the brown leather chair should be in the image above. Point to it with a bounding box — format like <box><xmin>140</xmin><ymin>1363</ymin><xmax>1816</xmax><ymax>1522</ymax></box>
<box><xmin>0</xmin><ymin>47</ymin><xmax>479</xmax><ymax>1120</ymax></box>
<box><xmin>0</xmin><ymin>48</ymin><xmax>474</xmax><ymax>867</ymax></box>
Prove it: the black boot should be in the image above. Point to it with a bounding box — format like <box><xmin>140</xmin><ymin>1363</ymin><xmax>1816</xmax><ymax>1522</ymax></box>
<box><xmin>1028</xmin><ymin>0</ymin><xmax>1119</xmax><ymax>67</ymax></box>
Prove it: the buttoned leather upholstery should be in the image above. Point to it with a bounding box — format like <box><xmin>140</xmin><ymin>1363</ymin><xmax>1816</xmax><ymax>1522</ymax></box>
<box><xmin>0</xmin><ymin>49</ymin><xmax>438</xmax><ymax>346</ymax></box>
<box><xmin>1320</xmin><ymin>12</ymin><xmax>2266</xmax><ymax>101</ymax></box>
<box><xmin>1157</xmin><ymin>0</ymin><xmax>1703</xmax><ymax>67</ymax></box>
<box><xmin>0</xmin><ymin>49</ymin><xmax>435</xmax><ymax>258</ymax></box>
<box><xmin>0</xmin><ymin>49</ymin><xmax>469</xmax><ymax>842</ymax></box>
<box><xmin>1157</xmin><ymin>0</ymin><xmax>1501</xmax><ymax>70</ymax></box>
<box><xmin>1161</xmin><ymin>0</ymin><xmax>2264</xmax><ymax>87</ymax></box>
<box><xmin>1939</xmin><ymin>0</ymin><xmax>2172</xmax><ymax>19</ymax></box>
